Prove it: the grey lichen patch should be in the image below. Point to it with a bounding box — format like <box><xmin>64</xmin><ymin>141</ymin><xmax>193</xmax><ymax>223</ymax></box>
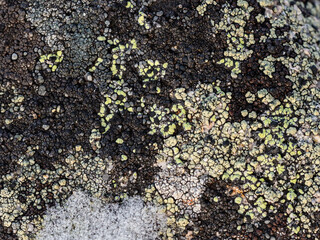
<box><xmin>25</xmin><ymin>0</ymin><xmax>108</xmax><ymax>78</ymax></box>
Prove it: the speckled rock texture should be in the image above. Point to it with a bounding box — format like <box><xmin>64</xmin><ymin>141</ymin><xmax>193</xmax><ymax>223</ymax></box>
<box><xmin>1</xmin><ymin>0</ymin><xmax>320</xmax><ymax>239</ymax></box>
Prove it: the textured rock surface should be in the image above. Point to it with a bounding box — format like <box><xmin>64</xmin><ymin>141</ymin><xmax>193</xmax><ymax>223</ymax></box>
<box><xmin>0</xmin><ymin>0</ymin><xmax>320</xmax><ymax>239</ymax></box>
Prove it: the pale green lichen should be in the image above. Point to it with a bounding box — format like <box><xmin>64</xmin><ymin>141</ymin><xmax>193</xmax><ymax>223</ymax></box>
<box><xmin>39</xmin><ymin>50</ymin><xmax>64</xmax><ymax>72</ymax></box>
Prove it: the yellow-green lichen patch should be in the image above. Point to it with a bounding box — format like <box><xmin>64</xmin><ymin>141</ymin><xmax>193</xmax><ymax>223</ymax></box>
<box><xmin>39</xmin><ymin>50</ymin><xmax>64</xmax><ymax>72</ymax></box>
<box><xmin>94</xmin><ymin>39</ymin><xmax>139</xmax><ymax>134</ymax></box>
<box><xmin>106</xmin><ymin>38</ymin><xmax>138</xmax><ymax>79</ymax></box>
<box><xmin>97</xmin><ymin>36</ymin><xmax>106</xmax><ymax>41</ymax></box>
<box><xmin>259</xmin><ymin>58</ymin><xmax>275</xmax><ymax>78</ymax></box>
<box><xmin>137</xmin><ymin>12</ymin><xmax>150</xmax><ymax>30</ymax></box>
<box><xmin>150</xmin><ymin>61</ymin><xmax>320</xmax><ymax>235</ymax></box>
<box><xmin>137</xmin><ymin>60</ymin><xmax>168</xmax><ymax>88</ymax></box>
<box><xmin>126</xmin><ymin>1</ymin><xmax>133</xmax><ymax>9</ymax></box>
<box><xmin>89</xmin><ymin>57</ymin><xmax>103</xmax><ymax>72</ymax></box>
<box><xmin>196</xmin><ymin>0</ymin><xmax>216</xmax><ymax>16</ymax></box>
<box><xmin>146</xmin><ymin>98</ymin><xmax>193</xmax><ymax>138</ymax></box>
<box><xmin>212</xmin><ymin>1</ymin><xmax>255</xmax><ymax>78</ymax></box>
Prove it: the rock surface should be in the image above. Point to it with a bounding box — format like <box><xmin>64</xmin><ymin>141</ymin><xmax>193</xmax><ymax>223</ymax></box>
<box><xmin>0</xmin><ymin>0</ymin><xmax>320</xmax><ymax>239</ymax></box>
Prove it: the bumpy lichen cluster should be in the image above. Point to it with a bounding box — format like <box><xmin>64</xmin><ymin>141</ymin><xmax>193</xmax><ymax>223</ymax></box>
<box><xmin>148</xmin><ymin>0</ymin><xmax>320</xmax><ymax>238</ymax></box>
<box><xmin>1</xmin><ymin>0</ymin><xmax>320</xmax><ymax>239</ymax></box>
<box><xmin>0</xmin><ymin>150</ymin><xmax>112</xmax><ymax>238</ymax></box>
